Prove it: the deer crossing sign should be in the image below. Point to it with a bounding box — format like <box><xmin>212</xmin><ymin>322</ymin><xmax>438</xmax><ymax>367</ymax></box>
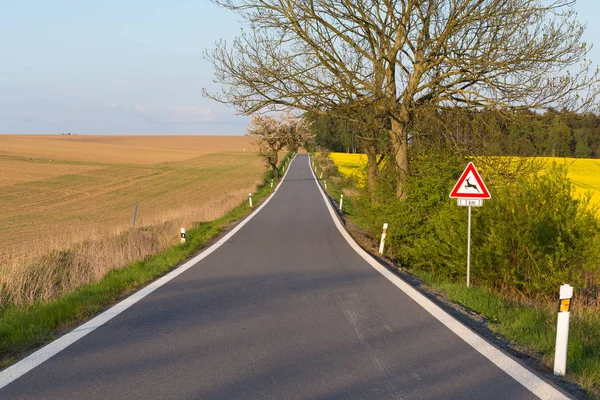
<box><xmin>449</xmin><ymin>162</ymin><xmax>490</xmax><ymax>287</ymax></box>
<box><xmin>449</xmin><ymin>162</ymin><xmax>491</xmax><ymax>205</ymax></box>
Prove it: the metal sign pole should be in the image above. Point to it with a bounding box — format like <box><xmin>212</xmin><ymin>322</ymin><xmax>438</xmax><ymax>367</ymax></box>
<box><xmin>467</xmin><ymin>205</ymin><xmax>472</xmax><ymax>287</ymax></box>
<box><xmin>450</xmin><ymin>162</ymin><xmax>490</xmax><ymax>288</ymax></box>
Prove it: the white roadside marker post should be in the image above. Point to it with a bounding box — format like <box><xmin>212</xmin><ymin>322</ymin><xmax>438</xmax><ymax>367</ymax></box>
<box><xmin>180</xmin><ymin>228</ymin><xmax>186</xmax><ymax>243</ymax></box>
<box><xmin>320</xmin><ymin>172</ymin><xmax>323</xmax><ymax>179</ymax></box>
<box><xmin>249</xmin><ymin>193</ymin><xmax>253</xmax><ymax>208</ymax></box>
<box><xmin>324</xmin><ymin>180</ymin><xmax>327</xmax><ymax>189</ymax></box>
<box><xmin>339</xmin><ymin>194</ymin><xmax>344</xmax><ymax>212</ymax></box>
<box><xmin>270</xmin><ymin>179</ymin><xmax>274</xmax><ymax>188</ymax></box>
<box><xmin>554</xmin><ymin>284</ymin><xmax>574</xmax><ymax>376</ymax></box>
<box><xmin>379</xmin><ymin>223</ymin><xmax>388</xmax><ymax>254</ymax></box>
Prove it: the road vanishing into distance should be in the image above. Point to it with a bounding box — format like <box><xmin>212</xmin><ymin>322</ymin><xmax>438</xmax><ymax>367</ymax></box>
<box><xmin>0</xmin><ymin>154</ymin><xmax>569</xmax><ymax>399</ymax></box>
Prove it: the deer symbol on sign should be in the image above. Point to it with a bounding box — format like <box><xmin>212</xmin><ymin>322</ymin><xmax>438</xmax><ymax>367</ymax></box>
<box><xmin>464</xmin><ymin>178</ymin><xmax>480</xmax><ymax>192</ymax></box>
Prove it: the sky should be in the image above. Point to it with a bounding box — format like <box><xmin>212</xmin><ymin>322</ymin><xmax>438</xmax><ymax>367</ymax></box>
<box><xmin>0</xmin><ymin>1</ymin><xmax>599</xmax><ymax>135</ymax></box>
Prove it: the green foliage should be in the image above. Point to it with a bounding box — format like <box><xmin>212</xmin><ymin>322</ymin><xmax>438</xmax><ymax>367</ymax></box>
<box><xmin>357</xmin><ymin>152</ymin><xmax>600</xmax><ymax>300</ymax></box>
<box><xmin>312</xmin><ymin>108</ymin><xmax>600</xmax><ymax>159</ymax></box>
<box><xmin>474</xmin><ymin>165</ymin><xmax>600</xmax><ymax>296</ymax></box>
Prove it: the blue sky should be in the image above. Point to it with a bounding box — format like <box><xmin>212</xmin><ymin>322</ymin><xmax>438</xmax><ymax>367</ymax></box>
<box><xmin>0</xmin><ymin>1</ymin><xmax>599</xmax><ymax>135</ymax></box>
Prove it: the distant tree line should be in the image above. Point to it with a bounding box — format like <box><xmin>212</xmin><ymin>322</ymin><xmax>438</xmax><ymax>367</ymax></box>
<box><xmin>307</xmin><ymin>108</ymin><xmax>600</xmax><ymax>159</ymax></box>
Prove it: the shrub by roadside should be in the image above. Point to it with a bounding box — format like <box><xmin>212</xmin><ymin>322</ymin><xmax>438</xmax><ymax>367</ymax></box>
<box><xmin>358</xmin><ymin>152</ymin><xmax>600</xmax><ymax>302</ymax></box>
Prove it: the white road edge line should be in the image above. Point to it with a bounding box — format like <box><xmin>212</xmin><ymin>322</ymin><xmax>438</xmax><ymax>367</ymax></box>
<box><xmin>308</xmin><ymin>155</ymin><xmax>569</xmax><ymax>400</ymax></box>
<box><xmin>0</xmin><ymin>155</ymin><xmax>297</xmax><ymax>390</ymax></box>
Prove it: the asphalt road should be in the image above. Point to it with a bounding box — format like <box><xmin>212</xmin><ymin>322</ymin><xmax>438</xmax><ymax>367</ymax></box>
<box><xmin>0</xmin><ymin>154</ymin><xmax>562</xmax><ymax>399</ymax></box>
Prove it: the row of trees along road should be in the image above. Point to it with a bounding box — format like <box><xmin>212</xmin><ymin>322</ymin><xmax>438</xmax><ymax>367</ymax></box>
<box><xmin>204</xmin><ymin>0</ymin><xmax>600</xmax><ymax>199</ymax></box>
<box><xmin>247</xmin><ymin>114</ymin><xmax>313</xmax><ymax>179</ymax></box>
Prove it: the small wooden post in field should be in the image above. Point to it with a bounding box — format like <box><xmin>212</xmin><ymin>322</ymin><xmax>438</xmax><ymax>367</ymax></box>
<box><xmin>132</xmin><ymin>200</ymin><xmax>139</xmax><ymax>230</ymax></box>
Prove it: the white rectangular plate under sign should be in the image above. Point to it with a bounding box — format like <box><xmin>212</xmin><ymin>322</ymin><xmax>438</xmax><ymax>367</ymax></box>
<box><xmin>457</xmin><ymin>199</ymin><xmax>483</xmax><ymax>207</ymax></box>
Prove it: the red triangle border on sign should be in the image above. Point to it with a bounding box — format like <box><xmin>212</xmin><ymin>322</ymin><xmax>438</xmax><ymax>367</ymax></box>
<box><xmin>449</xmin><ymin>162</ymin><xmax>491</xmax><ymax>199</ymax></box>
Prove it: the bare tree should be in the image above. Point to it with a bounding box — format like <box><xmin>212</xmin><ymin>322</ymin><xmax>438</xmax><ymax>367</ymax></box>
<box><xmin>204</xmin><ymin>0</ymin><xmax>599</xmax><ymax>198</ymax></box>
<box><xmin>324</xmin><ymin>101</ymin><xmax>388</xmax><ymax>199</ymax></box>
<box><xmin>248</xmin><ymin>114</ymin><xmax>312</xmax><ymax>179</ymax></box>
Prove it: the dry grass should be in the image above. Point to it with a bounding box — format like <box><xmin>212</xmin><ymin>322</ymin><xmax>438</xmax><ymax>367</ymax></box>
<box><xmin>0</xmin><ymin>135</ymin><xmax>265</xmax><ymax>306</ymax></box>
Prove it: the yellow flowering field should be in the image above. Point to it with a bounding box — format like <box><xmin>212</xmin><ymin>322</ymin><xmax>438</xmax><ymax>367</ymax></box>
<box><xmin>329</xmin><ymin>153</ymin><xmax>368</xmax><ymax>186</ymax></box>
<box><xmin>329</xmin><ymin>152</ymin><xmax>600</xmax><ymax>211</ymax></box>
<box><xmin>537</xmin><ymin>157</ymin><xmax>600</xmax><ymax>210</ymax></box>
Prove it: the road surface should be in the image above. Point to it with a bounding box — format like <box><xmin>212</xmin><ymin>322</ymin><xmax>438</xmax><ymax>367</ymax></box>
<box><xmin>0</xmin><ymin>154</ymin><xmax>566</xmax><ymax>399</ymax></box>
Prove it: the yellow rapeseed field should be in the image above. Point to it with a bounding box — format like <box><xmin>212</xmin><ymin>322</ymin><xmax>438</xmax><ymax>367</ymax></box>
<box><xmin>329</xmin><ymin>153</ymin><xmax>368</xmax><ymax>186</ymax></box>
<box><xmin>537</xmin><ymin>157</ymin><xmax>600</xmax><ymax>209</ymax></box>
<box><xmin>329</xmin><ymin>152</ymin><xmax>600</xmax><ymax>210</ymax></box>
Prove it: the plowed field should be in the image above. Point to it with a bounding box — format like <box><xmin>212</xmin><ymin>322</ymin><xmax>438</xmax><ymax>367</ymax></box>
<box><xmin>0</xmin><ymin>135</ymin><xmax>264</xmax><ymax>258</ymax></box>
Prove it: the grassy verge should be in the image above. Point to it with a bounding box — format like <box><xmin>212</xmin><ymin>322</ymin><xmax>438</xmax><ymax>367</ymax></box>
<box><xmin>0</xmin><ymin>154</ymin><xmax>292</xmax><ymax>369</ymax></box>
<box><xmin>313</xmin><ymin>153</ymin><xmax>599</xmax><ymax>399</ymax></box>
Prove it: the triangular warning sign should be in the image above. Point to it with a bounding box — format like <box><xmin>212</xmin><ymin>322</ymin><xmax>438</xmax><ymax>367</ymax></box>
<box><xmin>449</xmin><ymin>162</ymin><xmax>491</xmax><ymax>199</ymax></box>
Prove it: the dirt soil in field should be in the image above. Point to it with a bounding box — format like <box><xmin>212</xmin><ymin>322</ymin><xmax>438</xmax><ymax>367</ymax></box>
<box><xmin>0</xmin><ymin>135</ymin><xmax>265</xmax><ymax>259</ymax></box>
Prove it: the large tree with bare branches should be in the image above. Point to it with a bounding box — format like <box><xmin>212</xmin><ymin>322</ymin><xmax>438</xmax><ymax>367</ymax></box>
<box><xmin>204</xmin><ymin>0</ymin><xmax>599</xmax><ymax>198</ymax></box>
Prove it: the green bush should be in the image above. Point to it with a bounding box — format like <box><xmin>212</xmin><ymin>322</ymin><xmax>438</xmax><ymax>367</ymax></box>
<box><xmin>358</xmin><ymin>154</ymin><xmax>600</xmax><ymax>300</ymax></box>
<box><xmin>474</xmin><ymin>164</ymin><xmax>600</xmax><ymax>297</ymax></box>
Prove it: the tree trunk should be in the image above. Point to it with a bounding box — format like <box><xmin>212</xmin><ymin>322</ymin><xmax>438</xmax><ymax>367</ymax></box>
<box><xmin>271</xmin><ymin>163</ymin><xmax>280</xmax><ymax>180</ymax></box>
<box><xmin>390</xmin><ymin>118</ymin><xmax>409</xmax><ymax>199</ymax></box>
<box><xmin>365</xmin><ymin>144</ymin><xmax>378</xmax><ymax>202</ymax></box>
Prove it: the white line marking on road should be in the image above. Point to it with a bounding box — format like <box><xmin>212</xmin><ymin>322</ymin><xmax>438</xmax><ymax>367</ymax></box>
<box><xmin>307</xmin><ymin>155</ymin><xmax>569</xmax><ymax>400</ymax></box>
<box><xmin>0</xmin><ymin>155</ymin><xmax>297</xmax><ymax>390</ymax></box>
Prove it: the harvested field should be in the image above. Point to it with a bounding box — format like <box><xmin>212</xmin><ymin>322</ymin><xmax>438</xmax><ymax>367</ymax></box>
<box><xmin>0</xmin><ymin>135</ymin><xmax>255</xmax><ymax>166</ymax></box>
<box><xmin>0</xmin><ymin>135</ymin><xmax>266</xmax><ymax>305</ymax></box>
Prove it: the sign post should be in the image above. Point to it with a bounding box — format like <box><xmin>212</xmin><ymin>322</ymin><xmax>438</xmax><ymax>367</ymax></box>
<box><xmin>450</xmin><ymin>162</ymin><xmax>491</xmax><ymax>287</ymax></box>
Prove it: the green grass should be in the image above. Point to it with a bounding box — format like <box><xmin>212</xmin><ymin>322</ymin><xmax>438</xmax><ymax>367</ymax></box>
<box><xmin>0</xmin><ymin>153</ymin><xmax>292</xmax><ymax>368</ymax></box>
<box><xmin>316</xmin><ymin>153</ymin><xmax>600</xmax><ymax>399</ymax></box>
<box><xmin>414</xmin><ymin>270</ymin><xmax>600</xmax><ymax>397</ymax></box>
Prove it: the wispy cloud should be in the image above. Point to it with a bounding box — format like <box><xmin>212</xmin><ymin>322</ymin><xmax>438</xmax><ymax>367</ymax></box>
<box><xmin>169</xmin><ymin>106</ymin><xmax>217</xmax><ymax>123</ymax></box>
<box><xmin>132</xmin><ymin>105</ymin><xmax>217</xmax><ymax>123</ymax></box>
